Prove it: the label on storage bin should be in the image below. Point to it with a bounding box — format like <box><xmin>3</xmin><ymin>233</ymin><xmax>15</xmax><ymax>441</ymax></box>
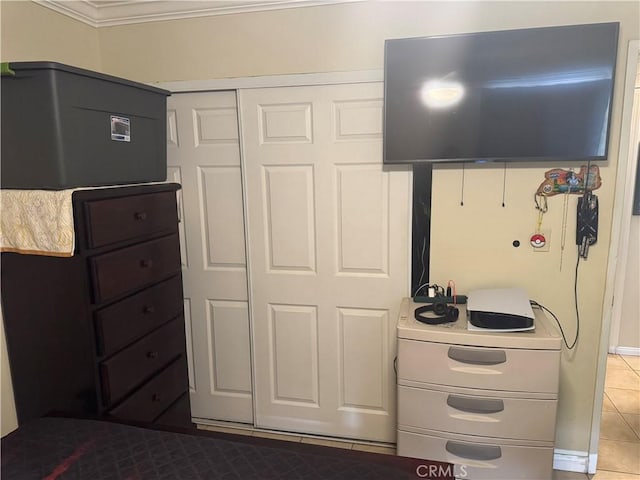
<box><xmin>110</xmin><ymin>115</ymin><xmax>130</xmax><ymax>142</ymax></box>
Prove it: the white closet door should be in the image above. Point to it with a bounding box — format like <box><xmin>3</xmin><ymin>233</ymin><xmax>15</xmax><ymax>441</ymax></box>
<box><xmin>240</xmin><ymin>83</ymin><xmax>410</xmax><ymax>442</ymax></box>
<box><xmin>167</xmin><ymin>91</ymin><xmax>253</xmax><ymax>423</ymax></box>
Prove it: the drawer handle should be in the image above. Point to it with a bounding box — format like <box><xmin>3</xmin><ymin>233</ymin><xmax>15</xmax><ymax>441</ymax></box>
<box><xmin>447</xmin><ymin>395</ymin><xmax>504</xmax><ymax>414</ymax></box>
<box><xmin>152</xmin><ymin>393</ymin><xmax>161</xmax><ymax>402</ymax></box>
<box><xmin>134</xmin><ymin>211</ymin><xmax>147</xmax><ymax>221</ymax></box>
<box><xmin>142</xmin><ymin>305</ymin><xmax>155</xmax><ymax>314</ymax></box>
<box><xmin>147</xmin><ymin>351</ymin><xmax>158</xmax><ymax>359</ymax></box>
<box><xmin>140</xmin><ymin>259</ymin><xmax>153</xmax><ymax>268</ymax></box>
<box><xmin>447</xmin><ymin>346</ymin><xmax>506</xmax><ymax>365</ymax></box>
<box><xmin>445</xmin><ymin>441</ymin><xmax>502</xmax><ymax>461</ymax></box>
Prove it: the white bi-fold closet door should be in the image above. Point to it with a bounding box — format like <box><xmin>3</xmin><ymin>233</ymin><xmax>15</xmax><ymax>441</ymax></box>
<box><xmin>240</xmin><ymin>83</ymin><xmax>410</xmax><ymax>442</ymax></box>
<box><xmin>168</xmin><ymin>83</ymin><xmax>410</xmax><ymax>442</ymax></box>
<box><xmin>167</xmin><ymin>91</ymin><xmax>253</xmax><ymax>424</ymax></box>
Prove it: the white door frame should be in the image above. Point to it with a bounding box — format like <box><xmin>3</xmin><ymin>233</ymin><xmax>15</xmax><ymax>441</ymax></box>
<box><xmin>589</xmin><ymin>40</ymin><xmax>640</xmax><ymax>473</ymax></box>
<box><xmin>158</xmin><ymin>70</ymin><xmax>384</xmax><ymax>93</ymax></box>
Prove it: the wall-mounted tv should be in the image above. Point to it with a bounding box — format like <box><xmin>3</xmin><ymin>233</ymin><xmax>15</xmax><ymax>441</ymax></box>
<box><xmin>383</xmin><ymin>23</ymin><xmax>619</xmax><ymax>164</ymax></box>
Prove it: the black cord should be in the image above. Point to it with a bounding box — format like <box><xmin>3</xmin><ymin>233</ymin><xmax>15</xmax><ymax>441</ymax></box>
<box><xmin>530</xmin><ymin>253</ymin><xmax>580</xmax><ymax>350</ymax></box>
<box><xmin>572</xmin><ymin>253</ymin><xmax>581</xmax><ymax>350</ymax></box>
<box><xmin>531</xmin><ymin>236</ymin><xmax>582</xmax><ymax>350</ymax></box>
<box><xmin>531</xmin><ymin>300</ymin><xmax>576</xmax><ymax>350</ymax></box>
<box><xmin>502</xmin><ymin>161</ymin><xmax>507</xmax><ymax>207</ymax></box>
<box><xmin>416</xmin><ymin>237</ymin><xmax>427</xmax><ymax>294</ymax></box>
<box><xmin>460</xmin><ymin>162</ymin><xmax>465</xmax><ymax>206</ymax></box>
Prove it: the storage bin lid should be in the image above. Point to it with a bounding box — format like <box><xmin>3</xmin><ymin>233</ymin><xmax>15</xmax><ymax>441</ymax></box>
<box><xmin>6</xmin><ymin>61</ymin><xmax>170</xmax><ymax>96</ymax></box>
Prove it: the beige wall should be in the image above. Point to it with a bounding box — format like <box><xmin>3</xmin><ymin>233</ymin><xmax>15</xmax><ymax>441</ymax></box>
<box><xmin>97</xmin><ymin>1</ymin><xmax>639</xmax><ymax>84</ymax></box>
<box><xmin>2</xmin><ymin>0</ymin><xmax>639</xmax><ymax>456</ymax></box>
<box><xmin>619</xmin><ymin>217</ymin><xmax>640</xmax><ymax>347</ymax></box>
<box><xmin>0</xmin><ymin>0</ymin><xmax>100</xmax><ymax>70</ymax></box>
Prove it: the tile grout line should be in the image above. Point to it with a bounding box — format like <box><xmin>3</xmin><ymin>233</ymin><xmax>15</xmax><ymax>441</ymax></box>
<box><xmin>618</xmin><ymin>413</ymin><xmax>640</xmax><ymax>443</ymax></box>
<box><xmin>598</xmin><ymin>356</ymin><xmax>640</xmax><ymax>477</ymax></box>
<box><xmin>606</xmin><ymin>375</ymin><xmax>631</xmax><ymax>442</ymax></box>
<box><xmin>619</xmin><ymin>354</ymin><xmax>640</xmax><ymax>372</ymax></box>
<box><xmin>607</xmin><ymin>355</ymin><xmax>640</xmax><ymax>444</ymax></box>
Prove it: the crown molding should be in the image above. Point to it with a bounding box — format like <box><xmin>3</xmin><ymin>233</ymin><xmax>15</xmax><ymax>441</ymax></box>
<box><xmin>34</xmin><ymin>0</ymin><xmax>363</xmax><ymax>28</ymax></box>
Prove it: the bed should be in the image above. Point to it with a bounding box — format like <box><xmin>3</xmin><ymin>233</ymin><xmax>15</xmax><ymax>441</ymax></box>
<box><xmin>1</xmin><ymin>417</ymin><xmax>453</xmax><ymax>479</ymax></box>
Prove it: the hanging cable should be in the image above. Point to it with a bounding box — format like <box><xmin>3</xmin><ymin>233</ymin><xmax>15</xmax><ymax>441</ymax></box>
<box><xmin>534</xmin><ymin>194</ymin><xmax>548</xmax><ymax>232</ymax></box>
<box><xmin>502</xmin><ymin>161</ymin><xmax>507</xmax><ymax>207</ymax></box>
<box><xmin>460</xmin><ymin>162</ymin><xmax>465</xmax><ymax>206</ymax></box>
<box><xmin>530</xmin><ymin>252</ymin><xmax>580</xmax><ymax>350</ymax></box>
<box><xmin>559</xmin><ymin>192</ymin><xmax>570</xmax><ymax>271</ymax></box>
<box><xmin>415</xmin><ymin>236</ymin><xmax>427</xmax><ymax>296</ymax></box>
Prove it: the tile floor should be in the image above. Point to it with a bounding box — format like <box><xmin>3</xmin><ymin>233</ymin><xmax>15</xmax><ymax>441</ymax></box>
<box><xmin>594</xmin><ymin>354</ymin><xmax>640</xmax><ymax>479</ymax></box>
<box><xmin>197</xmin><ymin>354</ymin><xmax>640</xmax><ymax>479</ymax></box>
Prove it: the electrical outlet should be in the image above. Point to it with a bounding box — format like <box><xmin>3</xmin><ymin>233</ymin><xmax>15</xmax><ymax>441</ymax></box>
<box><xmin>530</xmin><ymin>230</ymin><xmax>551</xmax><ymax>252</ymax></box>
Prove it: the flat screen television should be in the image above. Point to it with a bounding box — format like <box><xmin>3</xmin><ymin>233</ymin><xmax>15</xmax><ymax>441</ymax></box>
<box><xmin>383</xmin><ymin>23</ymin><xmax>619</xmax><ymax>164</ymax></box>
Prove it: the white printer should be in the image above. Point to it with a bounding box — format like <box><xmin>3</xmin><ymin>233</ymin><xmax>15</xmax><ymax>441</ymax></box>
<box><xmin>466</xmin><ymin>287</ymin><xmax>535</xmax><ymax>332</ymax></box>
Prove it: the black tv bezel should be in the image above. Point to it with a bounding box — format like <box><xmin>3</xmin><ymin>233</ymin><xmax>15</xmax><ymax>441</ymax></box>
<box><xmin>382</xmin><ymin>22</ymin><xmax>620</xmax><ymax>165</ymax></box>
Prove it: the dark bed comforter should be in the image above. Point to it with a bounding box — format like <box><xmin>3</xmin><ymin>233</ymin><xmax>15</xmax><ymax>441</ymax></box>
<box><xmin>1</xmin><ymin>417</ymin><xmax>452</xmax><ymax>480</ymax></box>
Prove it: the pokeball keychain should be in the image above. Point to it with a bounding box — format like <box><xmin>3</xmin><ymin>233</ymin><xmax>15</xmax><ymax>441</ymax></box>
<box><xmin>530</xmin><ymin>232</ymin><xmax>547</xmax><ymax>248</ymax></box>
<box><xmin>531</xmin><ymin>194</ymin><xmax>548</xmax><ymax>249</ymax></box>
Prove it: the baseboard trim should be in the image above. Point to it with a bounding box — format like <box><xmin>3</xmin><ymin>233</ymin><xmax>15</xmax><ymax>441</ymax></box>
<box><xmin>612</xmin><ymin>346</ymin><xmax>640</xmax><ymax>356</ymax></box>
<box><xmin>588</xmin><ymin>453</ymin><xmax>598</xmax><ymax>475</ymax></box>
<box><xmin>553</xmin><ymin>449</ymin><xmax>589</xmax><ymax>473</ymax></box>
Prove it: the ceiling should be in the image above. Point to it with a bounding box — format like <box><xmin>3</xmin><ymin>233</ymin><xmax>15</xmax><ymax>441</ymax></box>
<box><xmin>35</xmin><ymin>0</ymin><xmax>361</xmax><ymax>27</ymax></box>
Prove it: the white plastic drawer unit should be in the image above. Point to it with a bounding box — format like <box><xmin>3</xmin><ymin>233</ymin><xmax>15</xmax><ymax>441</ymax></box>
<box><xmin>398</xmin><ymin>385</ymin><xmax>558</xmax><ymax>441</ymax></box>
<box><xmin>398</xmin><ymin>429</ymin><xmax>554</xmax><ymax>480</ymax></box>
<box><xmin>397</xmin><ymin>338</ymin><xmax>560</xmax><ymax>394</ymax></box>
<box><xmin>395</xmin><ymin>298</ymin><xmax>561</xmax><ymax>479</ymax></box>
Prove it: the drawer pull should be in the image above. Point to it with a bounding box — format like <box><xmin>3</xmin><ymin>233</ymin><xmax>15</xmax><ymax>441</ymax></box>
<box><xmin>447</xmin><ymin>395</ymin><xmax>504</xmax><ymax>414</ymax></box>
<box><xmin>134</xmin><ymin>211</ymin><xmax>148</xmax><ymax>221</ymax></box>
<box><xmin>448</xmin><ymin>346</ymin><xmax>506</xmax><ymax>365</ymax></box>
<box><xmin>152</xmin><ymin>393</ymin><xmax>161</xmax><ymax>402</ymax></box>
<box><xmin>142</xmin><ymin>305</ymin><xmax>155</xmax><ymax>314</ymax></box>
<box><xmin>147</xmin><ymin>351</ymin><xmax>158</xmax><ymax>359</ymax></box>
<box><xmin>445</xmin><ymin>441</ymin><xmax>502</xmax><ymax>461</ymax></box>
<box><xmin>140</xmin><ymin>259</ymin><xmax>153</xmax><ymax>268</ymax></box>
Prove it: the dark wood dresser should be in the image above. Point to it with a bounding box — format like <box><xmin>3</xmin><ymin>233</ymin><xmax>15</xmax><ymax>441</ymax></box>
<box><xmin>1</xmin><ymin>183</ymin><xmax>192</xmax><ymax>428</ymax></box>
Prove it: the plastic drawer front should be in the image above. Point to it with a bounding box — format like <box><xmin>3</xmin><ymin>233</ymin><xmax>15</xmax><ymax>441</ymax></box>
<box><xmin>398</xmin><ymin>339</ymin><xmax>560</xmax><ymax>394</ymax></box>
<box><xmin>397</xmin><ymin>429</ymin><xmax>554</xmax><ymax>480</ymax></box>
<box><xmin>398</xmin><ymin>385</ymin><xmax>558</xmax><ymax>442</ymax></box>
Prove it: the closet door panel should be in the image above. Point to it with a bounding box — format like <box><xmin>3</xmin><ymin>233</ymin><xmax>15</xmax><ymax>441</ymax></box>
<box><xmin>240</xmin><ymin>83</ymin><xmax>410</xmax><ymax>442</ymax></box>
<box><xmin>167</xmin><ymin>91</ymin><xmax>252</xmax><ymax>424</ymax></box>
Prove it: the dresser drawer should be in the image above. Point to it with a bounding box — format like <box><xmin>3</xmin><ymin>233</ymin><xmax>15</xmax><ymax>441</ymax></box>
<box><xmin>90</xmin><ymin>234</ymin><xmax>181</xmax><ymax>303</ymax></box>
<box><xmin>95</xmin><ymin>275</ymin><xmax>183</xmax><ymax>356</ymax></box>
<box><xmin>398</xmin><ymin>385</ymin><xmax>557</xmax><ymax>442</ymax></box>
<box><xmin>100</xmin><ymin>317</ymin><xmax>186</xmax><ymax>405</ymax></box>
<box><xmin>84</xmin><ymin>191</ymin><xmax>178</xmax><ymax>248</ymax></box>
<box><xmin>108</xmin><ymin>355</ymin><xmax>188</xmax><ymax>423</ymax></box>
<box><xmin>154</xmin><ymin>393</ymin><xmax>192</xmax><ymax>428</ymax></box>
<box><xmin>397</xmin><ymin>339</ymin><xmax>560</xmax><ymax>394</ymax></box>
<box><xmin>397</xmin><ymin>430</ymin><xmax>553</xmax><ymax>480</ymax></box>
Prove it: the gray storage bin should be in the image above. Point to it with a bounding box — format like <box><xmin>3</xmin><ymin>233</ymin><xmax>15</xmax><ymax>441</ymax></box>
<box><xmin>1</xmin><ymin>62</ymin><xmax>170</xmax><ymax>189</ymax></box>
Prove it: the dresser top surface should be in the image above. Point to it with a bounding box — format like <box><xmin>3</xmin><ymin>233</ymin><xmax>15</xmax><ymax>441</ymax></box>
<box><xmin>397</xmin><ymin>298</ymin><xmax>562</xmax><ymax>350</ymax></box>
